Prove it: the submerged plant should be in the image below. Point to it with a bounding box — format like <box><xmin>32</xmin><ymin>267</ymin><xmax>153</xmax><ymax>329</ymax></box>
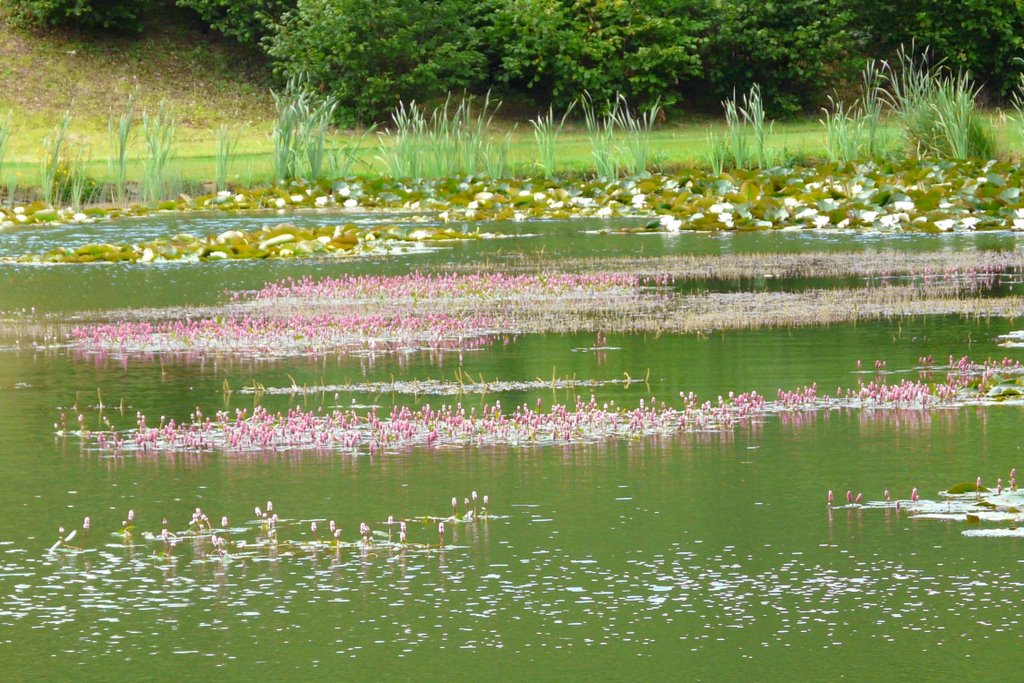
<box><xmin>107</xmin><ymin>95</ymin><xmax>135</xmax><ymax>204</ymax></box>
<box><xmin>142</xmin><ymin>101</ymin><xmax>176</xmax><ymax>203</ymax></box>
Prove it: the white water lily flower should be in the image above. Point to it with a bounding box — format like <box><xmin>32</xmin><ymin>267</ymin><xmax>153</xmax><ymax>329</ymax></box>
<box><xmin>690</xmin><ymin>212</ymin><xmax>705</xmax><ymax>222</ymax></box>
<box><xmin>234</xmin><ymin>193</ymin><xmax>245</xmax><ymax>202</ymax></box>
<box><xmin>837</xmin><ymin>218</ymin><xmax>850</xmax><ymax>228</ymax></box>
<box><xmin>659</xmin><ymin>215</ymin><xmax>682</xmax><ymax>232</ymax></box>
<box><xmin>717</xmin><ymin>212</ymin><xmax>734</xmax><ymax>226</ymax></box>
<box><xmin>709</xmin><ymin>202</ymin><xmax>732</xmax><ymax>214</ymax></box>
<box><xmin>892</xmin><ymin>200</ymin><xmax>914</xmax><ymax>211</ymax></box>
<box><xmin>631</xmin><ymin>193</ymin><xmax>646</xmax><ymax>207</ymax></box>
<box><xmin>596</xmin><ymin>206</ymin><xmax>613</xmax><ymax>217</ymax></box>
<box><xmin>290</xmin><ymin>194</ymin><xmax>304</xmax><ymax>203</ymax></box>
<box><xmin>314</xmin><ymin>196</ymin><xmax>328</xmax><ymax>207</ymax></box>
<box><xmin>813</xmin><ymin>215</ymin><xmax>830</xmax><ymax>228</ymax></box>
<box><xmin>15</xmin><ymin>213</ymin><xmax>27</xmax><ymax>222</ymax></box>
<box><xmin>794</xmin><ymin>206</ymin><xmax>818</xmax><ymax>219</ymax></box>
<box><xmin>217</xmin><ymin>190</ymin><xmax>231</xmax><ymax>198</ymax></box>
<box><xmin>878</xmin><ymin>213</ymin><xmax>901</xmax><ymax>227</ymax></box>
<box><xmin>474</xmin><ymin>191</ymin><xmax>493</xmax><ymax>201</ymax></box>
<box><xmin>934</xmin><ymin>219</ymin><xmax>955</xmax><ymax>231</ymax></box>
<box><xmin>337</xmin><ymin>186</ymin><xmax>351</xmax><ymax>197</ymax></box>
<box><xmin>467</xmin><ymin>200</ymin><xmax>479</xmax><ymax>210</ymax></box>
<box><xmin>344</xmin><ymin>199</ymin><xmax>358</xmax><ymax>208</ymax></box>
<box><xmin>72</xmin><ymin>212</ymin><xmax>87</xmax><ymax>222</ymax></box>
<box><xmin>783</xmin><ymin>197</ymin><xmax>798</xmax><ymax>208</ymax></box>
<box><xmin>533</xmin><ymin>192</ymin><xmax>547</xmax><ymax>202</ymax></box>
<box><xmin>439</xmin><ymin>211</ymin><xmax>449</xmax><ymax>222</ymax></box>
<box><xmin>860</xmin><ymin>210</ymin><xmax>878</xmax><ymax>222</ymax></box>
<box><xmin>274</xmin><ymin>197</ymin><xmax>286</xmax><ymax>208</ymax></box>
<box><xmin>849</xmin><ymin>183</ymin><xmax>863</xmax><ymax>194</ymax></box>
<box><xmin>408</xmin><ymin>229</ymin><xmax>430</xmax><ymax>240</ymax></box>
<box><xmin>518</xmin><ymin>190</ymin><xmax>531</xmax><ymax>197</ymax></box>
<box><xmin>572</xmin><ymin>197</ymin><xmax>595</xmax><ymax>207</ymax></box>
<box><xmin>13</xmin><ymin>206</ymin><xmax>24</xmax><ymax>215</ymax></box>
<box><xmin>1013</xmin><ymin>219</ymin><xmax>1024</xmax><ymax>230</ymax></box>
<box><xmin>664</xmin><ymin>180</ymin><xmax>679</xmax><ymax>190</ymax></box>
<box><xmin>465</xmin><ymin>209</ymin><xmax>477</xmax><ymax>218</ymax></box>
<box><xmin>962</xmin><ymin>216</ymin><xmax>979</xmax><ymax>229</ymax></box>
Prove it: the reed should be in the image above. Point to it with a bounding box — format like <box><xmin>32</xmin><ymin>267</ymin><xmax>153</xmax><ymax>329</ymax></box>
<box><xmin>482</xmin><ymin>129</ymin><xmax>513</xmax><ymax>179</ymax></box>
<box><xmin>40</xmin><ymin>110</ymin><xmax>72</xmax><ymax>205</ymax></box>
<box><xmin>722</xmin><ymin>92</ymin><xmax>749</xmax><ymax>170</ymax></box>
<box><xmin>142</xmin><ymin>101</ymin><xmax>176</xmax><ymax>203</ymax></box>
<box><xmin>296</xmin><ymin>91</ymin><xmax>338</xmax><ymax>180</ymax></box>
<box><xmin>107</xmin><ymin>94</ymin><xmax>135</xmax><ymax>204</ymax></box>
<box><xmin>705</xmin><ymin>127</ymin><xmax>726</xmax><ymax>176</ymax></box>
<box><xmin>530</xmin><ymin>105</ymin><xmax>573</xmax><ymax>177</ymax></box>
<box><xmin>215</xmin><ymin>124</ymin><xmax>238</xmax><ymax>191</ymax></box>
<box><xmin>378</xmin><ymin>100</ymin><xmax>426</xmax><ymax>178</ymax></box>
<box><xmin>0</xmin><ymin>110</ymin><xmax>11</xmax><ymax>203</ymax></box>
<box><xmin>820</xmin><ymin>97</ymin><xmax>863</xmax><ymax>163</ymax></box>
<box><xmin>860</xmin><ymin>60</ymin><xmax>887</xmax><ymax>158</ymax></box>
<box><xmin>580</xmin><ymin>93</ymin><xmax>617</xmax><ymax>178</ymax></box>
<box><xmin>66</xmin><ymin>144</ymin><xmax>92</xmax><ymax>210</ymax></box>
<box><xmin>613</xmin><ymin>94</ymin><xmax>660</xmax><ymax>176</ymax></box>
<box><xmin>740</xmin><ymin>85</ymin><xmax>773</xmax><ymax>169</ymax></box>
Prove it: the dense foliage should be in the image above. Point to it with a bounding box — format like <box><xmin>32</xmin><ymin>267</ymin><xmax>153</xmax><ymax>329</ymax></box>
<box><xmin>7</xmin><ymin>0</ymin><xmax>1024</xmax><ymax>120</ymax></box>
<box><xmin>5</xmin><ymin>0</ymin><xmax>156</xmax><ymax>31</ymax></box>
<box><xmin>266</xmin><ymin>0</ymin><xmax>487</xmax><ymax>124</ymax></box>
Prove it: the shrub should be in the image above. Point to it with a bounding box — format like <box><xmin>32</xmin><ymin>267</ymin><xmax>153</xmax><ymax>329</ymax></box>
<box><xmin>266</xmin><ymin>0</ymin><xmax>487</xmax><ymax>124</ymax></box>
<box><xmin>174</xmin><ymin>0</ymin><xmax>291</xmax><ymax>44</ymax></box>
<box><xmin>701</xmin><ymin>0</ymin><xmax>860</xmax><ymax>116</ymax></box>
<box><xmin>486</xmin><ymin>0</ymin><xmax>704</xmax><ymax>111</ymax></box>
<box><xmin>5</xmin><ymin>0</ymin><xmax>156</xmax><ymax>31</ymax></box>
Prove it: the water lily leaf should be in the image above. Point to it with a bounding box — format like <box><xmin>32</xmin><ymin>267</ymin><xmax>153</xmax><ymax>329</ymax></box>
<box><xmin>945</xmin><ymin>481</ymin><xmax>981</xmax><ymax>494</ymax></box>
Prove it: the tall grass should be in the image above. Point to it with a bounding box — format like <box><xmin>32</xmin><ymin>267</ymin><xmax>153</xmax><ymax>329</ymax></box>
<box><xmin>860</xmin><ymin>60</ymin><xmax>886</xmax><ymax>158</ymax></box>
<box><xmin>883</xmin><ymin>44</ymin><xmax>994</xmax><ymax>159</ymax></box>
<box><xmin>722</xmin><ymin>93</ymin><xmax>749</xmax><ymax>170</ymax></box>
<box><xmin>0</xmin><ymin>111</ymin><xmax>11</xmax><ymax>205</ymax></box>
<box><xmin>530</xmin><ymin>105</ymin><xmax>573</xmax><ymax>177</ymax></box>
<box><xmin>580</xmin><ymin>93</ymin><xmax>617</xmax><ymax>178</ymax></box>
<box><xmin>271</xmin><ymin>75</ymin><xmax>339</xmax><ymax>182</ymax></box>
<box><xmin>482</xmin><ymin>129</ymin><xmax>513</xmax><ymax>179</ymax></box>
<box><xmin>705</xmin><ymin>128</ymin><xmax>726</xmax><ymax>176</ymax></box>
<box><xmin>328</xmin><ymin>126</ymin><xmax>375</xmax><ymax>179</ymax></box>
<box><xmin>107</xmin><ymin>94</ymin><xmax>135</xmax><ymax>204</ymax></box>
<box><xmin>820</xmin><ymin>97</ymin><xmax>863</xmax><ymax>163</ymax></box>
<box><xmin>142</xmin><ymin>101</ymin><xmax>176</xmax><ymax>203</ymax></box>
<box><xmin>614</xmin><ymin>95</ymin><xmax>660</xmax><ymax>176</ymax></box>
<box><xmin>40</xmin><ymin>110</ymin><xmax>72</xmax><ymax>205</ymax></box>
<box><xmin>378</xmin><ymin>94</ymin><xmax>502</xmax><ymax>179</ymax></box>
<box><xmin>215</xmin><ymin>124</ymin><xmax>238</xmax><ymax>191</ymax></box>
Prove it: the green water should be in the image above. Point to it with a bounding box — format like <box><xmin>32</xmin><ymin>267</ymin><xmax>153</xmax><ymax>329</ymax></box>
<box><xmin>2</xmin><ymin>213</ymin><xmax>1024</xmax><ymax>680</ymax></box>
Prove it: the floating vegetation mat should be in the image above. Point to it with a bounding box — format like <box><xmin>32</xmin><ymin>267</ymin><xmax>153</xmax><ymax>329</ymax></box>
<box><xmin>61</xmin><ymin>356</ymin><xmax>1024</xmax><ymax>456</ymax></box>
<box><xmin>6</xmin><ymin>222</ymin><xmax>494</xmax><ymax>264</ymax></box>
<box><xmin>829</xmin><ymin>469</ymin><xmax>1024</xmax><ymax>539</ymax></box>
<box><xmin>9</xmin><ymin>159</ymin><xmax>1024</xmax><ymax>241</ymax></box>
<box><xmin>54</xmin><ymin>269</ymin><xmax>1024</xmax><ymax>359</ymax></box>
<box><xmin>48</xmin><ymin>494</ymin><xmax>496</xmax><ymax>559</ymax></box>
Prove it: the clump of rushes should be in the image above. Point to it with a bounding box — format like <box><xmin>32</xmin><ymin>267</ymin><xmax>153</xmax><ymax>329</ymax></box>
<box><xmin>456</xmin><ymin>91</ymin><xmax>500</xmax><ymax>176</ymax></box>
<box><xmin>0</xmin><ymin>110</ymin><xmax>11</xmax><ymax>204</ymax></box>
<box><xmin>215</xmin><ymin>123</ymin><xmax>238</xmax><ymax>191</ymax></box>
<box><xmin>705</xmin><ymin>127</ymin><xmax>727</xmax><ymax>176</ymax></box>
<box><xmin>530</xmin><ymin>104</ymin><xmax>573</xmax><ymax>177</ymax></box>
<box><xmin>741</xmin><ymin>84</ymin><xmax>773</xmax><ymax>169</ymax></box>
<box><xmin>580</xmin><ymin>92</ymin><xmax>617</xmax><ymax>178</ymax></box>
<box><xmin>378</xmin><ymin>99</ymin><xmax>426</xmax><ymax>179</ymax></box>
<box><xmin>860</xmin><ymin>60</ymin><xmax>887</xmax><ymax>158</ymax></box>
<box><xmin>883</xmin><ymin>44</ymin><xmax>995</xmax><ymax>159</ymax></box>
<box><xmin>271</xmin><ymin>74</ymin><xmax>338</xmax><ymax>182</ymax></box>
<box><xmin>821</xmin><ymin>97</ymin><xmax>863</xmax><ymax>163</ymax></box>
<box><xmin>328</xmin><ymin>125</ymin><xmax>375</xmax><ymax>179</ymax></box>
<box><xmin>482</xmin><ymin>128</ymin><xmax>513</xmax><ymax>179</ymax></box>
<box><xmin>142</xmin><ymin>100</ymin><xmax>176</xmax><ymax>203</ymax></box>
<box><xmin>66</xmin><ymin>143</ymin><xmax>93</xmax><ymax>210</ymax></box>
<box><xmin>722</xmin><ymin>91</ymin><xmax>749</xmax><ymax>170</ymax></box>
<box><xmin>40</xmin><ymin>109</ymin><xmax>72</xmax><ymax>206</ymax></box>
<box><xmin>107</xmin><ymin>94</ymin><xmax>135</xmax><ymax>204</ymax></box>
<box><xmin>614</xmin><ymin>94</ymin><xmax>661</xmax><ymax>176</ymax></box>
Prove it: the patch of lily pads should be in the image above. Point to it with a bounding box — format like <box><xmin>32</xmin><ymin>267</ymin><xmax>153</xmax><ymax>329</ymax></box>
<box><xmin>6</xmin><ymin>222</ymin><xmax>492</xmax><ymax>264</ymax></box>
<box><xmin>8</xmin><ymin>159</ymin><xmax>1024</xmax><ymax>242</ymax></box>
